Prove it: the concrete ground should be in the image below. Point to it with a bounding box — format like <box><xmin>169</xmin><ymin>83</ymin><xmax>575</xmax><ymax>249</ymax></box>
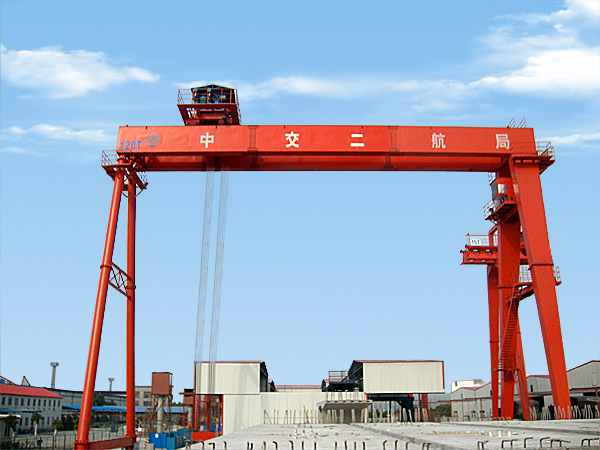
<box><xmin>195</xmin><ymin>420</ymin><xmax>600</xmax><ymax>450</ymax></box>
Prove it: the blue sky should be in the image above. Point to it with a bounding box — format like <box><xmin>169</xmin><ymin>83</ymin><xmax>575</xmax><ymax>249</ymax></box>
<box><xmin>1</xmin><ymin>0</ymin><xmax>599</xmax><ymax>400</ymax></box>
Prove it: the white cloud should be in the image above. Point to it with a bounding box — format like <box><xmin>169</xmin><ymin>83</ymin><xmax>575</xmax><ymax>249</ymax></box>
<box><xmin>6</xmin><ymin>124</ymin><xmax>115</xmax><ymax>143</ymax></box>
<box><xmin>0</xmin><ymin>146</ymin><xmax>41</xmax><ymax>156</ymax></box>
<box><xmin>539</xmin><ymin>132</ymin><xmax>600</xmax><ymax>145</ymax></box>
<box><xmin>177</xmin><ymin>1</ymin><xmax>599</xmax><ymax>113</ymax></box>
<box><xmin>555</xmin><ymin>0</ymin><xmax>600</xmax><ymax>21</ymax></box>
<box><xmin>0</xmin><ymin>44</ymin><xmax>159</xmax><ymax>98</ymax></box>
<box><xmin>497</xmin><ymin>0</ymin><xmax>599</xmax><ymax>25</ymax></box>
<box><xmin>475</xmin><ymin>48</ymin><xmax>600</xmax><ymax>97</ymax></box>
<box><xmin>177</xmin><ymin>77</ymin><xmax>367</xmax><ymax>101</ymax></box>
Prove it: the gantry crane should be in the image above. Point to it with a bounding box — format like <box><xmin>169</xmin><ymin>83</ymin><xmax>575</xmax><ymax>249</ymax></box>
<box><xmin>74</xmin><ymin>86</ymin><xmax>571</xmax><ymax>450</ymax></box>
<box><xmin>461</xmin><ymin>221</ymin><xmax>562</xmax><ymax>420</ymax></box>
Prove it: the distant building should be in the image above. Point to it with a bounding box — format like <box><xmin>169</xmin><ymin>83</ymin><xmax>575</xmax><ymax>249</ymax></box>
<box><xmin>450</xmin><ymin>360</ymin><xmax>600</xmax><ymax>420</ymax></box>
<box><xmin>189</xmin><ymin>359</ymin><xmax>445</xmax><ymax>435</ymax></box>
<box><xmin>135</xmin><ymin>386</ymin><xmax>153</xmax><ymax>408</ymax></box>
<box><xmin>0</xmin><ymin>384</ymin><xmax>62</xmax><ymax>432</ymax></box>
<box><xmin>450</xmin><ymin>382</ymin><xmax>492</xmax><ymax>421</ymax></box>
<box><xmin>451</xmin><ymin>379</ymin><xmax>485</xmax><ymax>392</ymax></box>
<box><xmin>49</xmin><ymin>388</ymin><xmax>126</xmax><ymax>407</ymax></box>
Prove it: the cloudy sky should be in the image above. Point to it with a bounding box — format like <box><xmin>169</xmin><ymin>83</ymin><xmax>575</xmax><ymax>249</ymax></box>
<box><xmin>1</xmin><ymin>0</ymin><xmax>599</xmax><ymax>399</ymax></box>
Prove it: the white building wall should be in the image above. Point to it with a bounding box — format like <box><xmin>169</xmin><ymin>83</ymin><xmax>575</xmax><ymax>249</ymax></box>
<box><xmin>261</xmin><ymin>391</ymin><xmax>328</xmax><ymax>424</ymax></box>
<box><xmin>221</xmin><ymin>391</ymin><xmax>367</xmax><ymax>434</ymax></box>
<box><xmin>222</xmin><ymin>394</ymin><xmax>261</xmax><ymax>435</ymax></box>
<box><xmin>363</xmin><ymin>362</ymin><xmax>444</xmax><ymax>393</ymax></box>
<box><xmin>526</xmin><ymin>376</ymin><xmax>551</xmax><ymax>395</ymax></box>
<box><xmin>197</xmin><ymin>363</ymin><xmax>261</xmax><ymax>394</ymax></box>
<box><xmin>450</xmin><ymin>385</ymin><xmax>492</xmax><ymax>421</ymax></box>
<box><xmin>0</xmin><ymin>393</ymin><xmax>62</xmax><ymax>431</ymax></box>
<box><xmin>451</xmin><ymin>380</ymin><xmax>484</xmax><ymax>392</ymax></box>
<box><xmin>568</xmin><ymin>361</ymin><xmax>600</xmax><ymax>390</ymax></box>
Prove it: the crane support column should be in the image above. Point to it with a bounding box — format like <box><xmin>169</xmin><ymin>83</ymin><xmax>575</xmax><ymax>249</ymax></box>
<box><xmin>486</xmin><ymin>264</ymin><xmax>500</xmax><ymax>420</ymax></box>
<box><xmin>510</xmin><ymin>161</ymin><xmax>571</xmax><ymax>418</ymax></box>
<box><xmin>515</xmin><ymin>324</ymin><xmax>532</xmax><ymax>420</ymax></box>
<box><xmin>497</xmin><ymin>214</ymin><xmax>520</xmax><ymax>419</ymax></box>
<box><xmin>75</xmin><ymin>170</ymin><xmax>126</xmax><ymax>449</ymax></box>
<box><xmin>126</xmin><ymin>177</ymin><xmax>137</xmax><ymax>446</ymax></box>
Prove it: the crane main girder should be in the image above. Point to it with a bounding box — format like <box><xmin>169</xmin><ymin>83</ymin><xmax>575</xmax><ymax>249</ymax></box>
<box><xmin>114</xmin><ymin>125</ymin><xmax>542</xmax><ymax>172</ymax></box>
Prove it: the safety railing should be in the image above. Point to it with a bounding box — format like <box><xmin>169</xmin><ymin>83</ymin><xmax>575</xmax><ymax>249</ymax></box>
<box><xmin>483</xmin><ymin>194</ymin><xmax>508</xmax><ymax>220</ymax></box>
<box><xmin>101</xmin><ymin>151</ymin><xmax>148</xmax><ymax>186</ymax></box>
<box><xmin>536</xmin><ymin>141</ymin><xmax>555</xmax><ymax>160</ymax></box>
<box><xmin>102</xmin><ymin>150</ymin><xmax>116</xmax><ymax>166</ymax></box>
<box><xmin>178</xmin><ymin>88</ymin><xmax>238</xmax><ymax>105</ymax></box>
<box><xmin>328</xmin><ymin>370</ymin><xmax>349</xmax><ymax>382</ymax></box>
<box><xmin>518</xmin><ymin>265</ymin><xmax>561</xmax><ymax>284</ymax></box>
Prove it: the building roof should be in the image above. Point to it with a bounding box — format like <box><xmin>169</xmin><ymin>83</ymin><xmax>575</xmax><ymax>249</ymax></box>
<box><xmin>0</xmin><ymin>376</ymin><xmax>15</xmax><ymax>385</ymax></box>
<box><xmin>568</xmin><ymin>360</ymin><xmax>600</xmax><ymax>372</ymax></box>
<box><xmin>200</xmin><ymin>361</ymin><xmax>264</xmax><ymax>364</ymax></box>
<box><xmin>0</xmin><ymin>385</ymin><xmax>62</xmax><ymax>399</ymax></box>
<box><xmin>353</xmin><ymin>360</ymin><xmax>444</xmax><ymax>364</ymax></box>
<box><xmin>454</xmin><ymin>382</ymin><xmax>491</xmax><ymax>392</ymax></box>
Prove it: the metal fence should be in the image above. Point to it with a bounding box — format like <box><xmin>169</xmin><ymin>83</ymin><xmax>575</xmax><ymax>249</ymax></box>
<box><xmin>2</xmin><ymin>427</ymin><xmax>126</xmax><ymax>450</ymax></box>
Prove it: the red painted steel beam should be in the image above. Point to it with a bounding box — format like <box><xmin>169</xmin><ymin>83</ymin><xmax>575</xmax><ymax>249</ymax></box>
<box><xmin>486</xmin><ymin>265</ymin><xmax>500</xmax><ymax>420</ymax></box>
<box><xmin>75</xmin><ymin>170</ymin><xmax>126</xmax><ymax>450</ymax></box>
<box><xmin>461</xmin><ymin>237</ymin><xmax>527</xmax><ymax>265</ymax></box>
<box><xmin>510</xmin><ymin>161</ymin><xmax>571</xmax><ymax>419</ymax></box>
<box><xmin>87</xmin><ymin>437</ymin><xmax>136</xmax><ymax>450</ymax></box>
<box><xmin>497</xmin><ymin>215</ymin><xmax>521</xmax><ymax>419</ymax></box>
<box><xmin>115</xmin><ymin>126</ymin><xmax>539</xmax><ymax>172</ymax></box>
<box><xmin>125</xmin><ymin>179</ymin><xmax>136</xmax><ymax>446</ymax></box>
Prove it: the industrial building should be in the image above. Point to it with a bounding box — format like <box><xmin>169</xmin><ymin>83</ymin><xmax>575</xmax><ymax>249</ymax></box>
<box><xmin>450</xmin><ymin>360</ymin><xmax>600</xmax><ymax>420</ymax></box>
<box><xmin>188</xmin><ymin>359</ymin><xmax>445</xmax><ymax>435</ymax></box>
<box><xmin>135</xmin><ymin>386</ymin><xmax>153</xmax><ymax>408</ymax></box>
<box><xmin>0</xmin><ymin>382</ymin><xmax>63</xmax><ymax>432</ymax></box>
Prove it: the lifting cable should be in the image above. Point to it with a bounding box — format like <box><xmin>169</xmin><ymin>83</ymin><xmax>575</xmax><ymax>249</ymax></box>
<box><xmin>208</xmin><ymin>170</ymin><xmax>229</xmax><ymax>394</ymax></box>
<box><xmin>194</xmin><ymin>170</ymin><xmax>229</xmax><ymax>398</ymax></box>
<box><xmin>194</xmin><ymin>172</ymin><xmax>214</xmax><ymax>392</ymax></box>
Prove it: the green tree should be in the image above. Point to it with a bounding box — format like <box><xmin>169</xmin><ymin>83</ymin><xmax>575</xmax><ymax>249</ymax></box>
<box><xmin>51</xmin><ymin>419</ymin><xmax>63</xmax><ymax>430</ymax></box>
<box><xmin>432</xmin><ymin>403</ymin><xmax>451</xmax><ymax>417</ymax></box>
<box><xmin>30</xmin><ymin>413</ymin><xmax>41</xmax><ymax>426</ymax></box>
<box><xmin>2</xmin><ymin>415</ymin><xmax>18</xmax><ymax>432</ymax></box>
<box><xmin>93</xmin><ymin>393</ymin><xmax>106</xmax><ymax>406</ymax></box>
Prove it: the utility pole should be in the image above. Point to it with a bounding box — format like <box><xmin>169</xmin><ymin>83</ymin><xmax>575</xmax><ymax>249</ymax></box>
<box><xmin>50</xmin><ymin>362</ymin><xmax>59</xmax><ymax>389</ymax></box>
<box><xmin>108</xmin><ymin>377</ymin><xmax>114</xmax><ymax>392</ymax></box>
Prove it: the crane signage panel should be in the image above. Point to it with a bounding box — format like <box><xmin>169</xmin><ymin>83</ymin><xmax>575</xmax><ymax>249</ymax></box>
<box><xmin>116</xmin><ymin>126</ymin><xmax>536</xmax><ymax>156</ymax></box>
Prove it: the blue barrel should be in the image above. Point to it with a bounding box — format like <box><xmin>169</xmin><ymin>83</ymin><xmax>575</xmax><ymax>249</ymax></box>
<box><xmin>166</xmin><ymin>437</ymin><xmax>176</xmax><ymax>450</ymax></box>
<box><xmin>149</xmin><ymin>433</ymin><xmax>168</xmax><ymax>449</ymax></box>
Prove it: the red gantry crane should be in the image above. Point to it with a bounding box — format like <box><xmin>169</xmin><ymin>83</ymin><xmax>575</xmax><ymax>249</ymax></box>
<box><xmin>461</xmin><ymin>221</ymin><xmax>562</xmax><ymax>421</ymax></box>
<box><xmin>74</xmin><ymin>86</ymin><xmax>571</xmax><ymax>450</ymax></box>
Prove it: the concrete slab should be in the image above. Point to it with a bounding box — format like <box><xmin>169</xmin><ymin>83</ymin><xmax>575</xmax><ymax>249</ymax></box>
<box><xmin>193</xmin><ymin>420</ymin><xmax>600</xmax><ymax>450</ymax></box>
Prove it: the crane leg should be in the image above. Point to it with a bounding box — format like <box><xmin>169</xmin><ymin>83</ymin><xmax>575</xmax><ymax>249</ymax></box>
<box><xmin>75</xmin><ymin>170</ymin><xmax>125</xmax><ymax>449</ymax></box>
<box><xmin>510</xmin><ymin>161</ymin><xmax>571</xmax><ymax>419</ymax></box>
<box><xmin>126</xmin><ymin>177</ymin><xmax>137</xmax><ymax>446</ymax></box>
<box><xmin>497</xmin><ymin>215</ymin><xmax>520</xmax><ymax>419</ymax></box>
<box><xmin>487</xmin><ymin>265</ymin><xmax>500</xmax><ymax>420</ymax></box>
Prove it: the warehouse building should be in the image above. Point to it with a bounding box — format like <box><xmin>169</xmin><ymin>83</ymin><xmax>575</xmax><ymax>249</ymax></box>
<box><xmin>189</xmin><ymin>359</ymin><xmax>445</xmax><ymax>434</ymax></box>
<box><xmin>450</xmin><ymin>360</ymin><xmax>600</xmax><ymax>420</ymax></box>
